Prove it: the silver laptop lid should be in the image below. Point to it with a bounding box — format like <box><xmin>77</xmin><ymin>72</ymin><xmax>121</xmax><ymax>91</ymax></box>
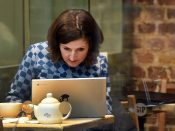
<box><xmin>32</xmin><ymin>77</ymin><xmax>107</xmax><ymax>118</ymax></box>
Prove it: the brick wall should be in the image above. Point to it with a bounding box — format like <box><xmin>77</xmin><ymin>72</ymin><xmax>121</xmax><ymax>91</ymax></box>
<box><xmin>123</xmin><ymin>0</ymin><xmax>175</xmax><ymax>91</ymax></box>
<box><xmin>123</xmin><ymin>0</ymin><xmax>175</xmax><ymax>130</ymax></box>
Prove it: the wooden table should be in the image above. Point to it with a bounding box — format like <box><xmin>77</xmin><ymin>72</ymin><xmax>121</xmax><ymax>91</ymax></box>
<box><xmin>3</xmin><ymin>115</ymin><xmax>114</xmax><ymax>131</ymax></box>
<box><xmin>152</xmin><ymin>103</ymin><xmax>175</xmax><ymax>112</ymax></box>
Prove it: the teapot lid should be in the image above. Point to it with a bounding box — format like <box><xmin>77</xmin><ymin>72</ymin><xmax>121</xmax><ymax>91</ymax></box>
<box><xmin>41</xmin><ymin>93</ymin><xmax>59</xmax><ymax>104</ymax></box>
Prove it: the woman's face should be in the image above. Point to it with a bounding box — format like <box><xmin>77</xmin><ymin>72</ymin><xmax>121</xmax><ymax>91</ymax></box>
<box><xmin>60</xmin><ymin>38</ymin><xmax>89</xmax><ymax>67</ymax></box>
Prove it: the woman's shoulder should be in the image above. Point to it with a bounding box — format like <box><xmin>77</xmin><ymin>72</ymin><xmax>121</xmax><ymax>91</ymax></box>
<box><xmin>93</xmin><ymin>53</ymin><xmax>108</xmax><ymax>69</ymax></box>
<box><xmin>29</xmin><ymin>41</ymin><xmax>48</xmax><ymax>49</ymax></box>
<box><xmin>27</xmin><ymin>41</ymin><xmax>48</xmax><ymax>53</ymax></box>
<box><xmin>97</xmin><ymin>53</ymin><xmax>108</xmax><ymax>63</ymax></box>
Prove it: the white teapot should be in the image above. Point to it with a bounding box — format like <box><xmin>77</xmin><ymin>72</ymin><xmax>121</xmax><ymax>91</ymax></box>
<box><xmin>34</xmin><ymin>93</ymin><xmax>72</xmax><ymax>124</ymax></box>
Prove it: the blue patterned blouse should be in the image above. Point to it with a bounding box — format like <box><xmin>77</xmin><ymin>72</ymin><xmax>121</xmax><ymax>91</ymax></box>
<box><xmin>5</xmin><ymin>41</ymin><xmax>112</xmax><ymax>114</ymax></box>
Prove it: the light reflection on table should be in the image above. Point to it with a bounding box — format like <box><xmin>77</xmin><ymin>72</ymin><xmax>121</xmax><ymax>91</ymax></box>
<box><xmin>3</xmin><ymin>115</ymin><xmax>114</xmax><ymax>131</ymax></box>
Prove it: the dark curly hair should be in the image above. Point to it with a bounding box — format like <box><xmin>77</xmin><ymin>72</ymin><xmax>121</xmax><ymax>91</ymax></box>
<box><xmin>47</xmin><ymin>9</ymin><xmax>103</xmax><ymax>66</ymax></box>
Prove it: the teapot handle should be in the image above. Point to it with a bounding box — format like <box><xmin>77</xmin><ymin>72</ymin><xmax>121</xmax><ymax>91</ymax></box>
<box><xmin>59</xmin><ymin>101</ymin><xmax>72</xmax><ymax>120</ymax></box>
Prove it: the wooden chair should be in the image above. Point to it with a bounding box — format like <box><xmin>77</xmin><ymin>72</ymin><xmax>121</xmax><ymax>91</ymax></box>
<box><xmin>143</xmin><ymin>79</ymin><xmax>167</xmax><ymax>131</ymax></box>
<box><xmin>128</xmin><ymin>95</ymin><xmax>140</xmax><ymax>131</ymax></box>
<box><xmin>121</xmin><ymin>95</ymin><xmax>140</xmax><ymax>131</ymax></box>
<box><xmin>121</xmin><ymin>79</ymin><xmax>168</xmax><ymax>131</ymax></box>
<box><xmin>156</xmin><ymin>79</ymin><xmax>167</xmax><ymax>131</ymax></box>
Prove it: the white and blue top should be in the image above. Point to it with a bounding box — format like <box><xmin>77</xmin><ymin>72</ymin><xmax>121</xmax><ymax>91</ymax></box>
<box><xmin>5</xmin><ymin>41</ymin><xmax>112</xmax><ymax>114</ymax></box>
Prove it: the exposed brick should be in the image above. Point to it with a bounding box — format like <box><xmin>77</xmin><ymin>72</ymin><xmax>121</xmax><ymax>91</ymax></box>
<box><xmin>132</xmin><ymin>65</ymin><xmax>145</xmax><ymax>78</ymax></box>
<box><xmin>123</xmin><ymin>37</ymin><xmax>142</xmax><ymax>49</ymax></box>
<box><xmin>137</xmin><ymin>0</ymin><xmax>154</xmax><ymax>5</ymax></box>
<box><xmin>139</xmin><ymin>7</ymin><xmax>164</xmax><ymax>22</ymax></box>
<box><xmin>145</xmin><ymin>38</ymin><xmax>165</xmax><ymax>52</ymax></box>
<box><xmin>159</xmin><ymin>23</ymin><xmax>175</xmax><ymax>34</ymax></box>
<box><xmin>167</xmin><ymin>9</ymin><xmax>175</xmax><ymax>19</ymax></box>
<box><xmin>168</xmin><ymin>37</ymin><xmax>175</xmax><ymax>50</ymax></box>
<box><xmin>123</xmin><ymin>0</ymin><xmax>175</xmax><ymax>91</ymax></box>
<box><xmin>132</xmin><ymin>37</ymin><xmax>142</xmax><ymax>48</ymax></box>
<box><xmin>158</xmin><ymin>0</ymin><xmax>175</xmax><ymax>5</ymax></box>
<box><xmin>137</xmin><ymin>80</ymin><xmax>157</xmax><ymax>91</ymax></box>
<box><xmin>123</xmin><ymin>6</ymin><xmax>141</xmax><ymax>22</ymax></box>
<box><xmin>166</xmin><ymin>81</ymin><xmax>175</xmax><ymax>94</ymax></box>
<box><xmin>135</xmin><ymin>50</ymin><xmax>154</xmax><ymax>63</ymax></box>
<box><xmin>169</xmin><ymin>67</ymin><xmax>175</xmax><ymax>79</ymax></box>
<box><xmin>148</xmin><ymin>66</ymin><xmax>167</xmax><ymax>79</ymax></box>
<box><xmin>138</xmin><ymin>23</ymin><xmax>155</xmax><ymax>33</ymax></box>
<box><xmin>159</xmin><ymin>52</ymin><xmax>175</xmax><ymax>65</ymax></box>
<box><xmin>144</xmin><ymin>7</ymin><xmax>164</xmax><ymax>21</ymax></box>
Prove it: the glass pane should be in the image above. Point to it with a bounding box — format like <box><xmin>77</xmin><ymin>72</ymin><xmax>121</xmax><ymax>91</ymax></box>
<box><xmin>90</xmin><ymin>0</ymin><xmax>124</xmax><ymax>99</ymax></box>
<box><xmin>29</xmin><ymin>0</ymin><xmax>88</xmax><ymax>44</ymax></box>
<box><xmin>90</xmin><ymin>0</ymin><xmax>122</xmax><ymax>53</ymax></box>
<box><xmin>0</xmin><ymin>0</ymin><xmax>23</xmax><ymax>66</ymax></box>
<box><xmin>0</xmin><ymin>0</ymin><xmax>23</xmax><ymax>101</ymax></box>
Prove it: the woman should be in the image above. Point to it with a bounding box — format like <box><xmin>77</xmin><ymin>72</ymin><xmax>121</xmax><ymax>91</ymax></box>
<box><xmin>5</xmin><ymin>9</ymin><xmax>112</xmax><ymax>115</ymax></box>
<box><xmin>5</xmin><ymin>9</ymin><xmax>138</xmax><ymax>131</ymax></box>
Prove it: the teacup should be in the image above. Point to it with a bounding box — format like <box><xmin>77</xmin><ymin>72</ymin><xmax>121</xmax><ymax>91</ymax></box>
<box><xmin>0</xmin><ymin>103</ymin><xmax>22</xmax><ymax>118</ymax></box>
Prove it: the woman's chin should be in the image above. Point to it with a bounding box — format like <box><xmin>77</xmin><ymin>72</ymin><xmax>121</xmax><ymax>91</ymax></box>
<box><xmin>67</xmin><ymin>62</ymin><xmax>80</xmax><ymax>68</ymax></box>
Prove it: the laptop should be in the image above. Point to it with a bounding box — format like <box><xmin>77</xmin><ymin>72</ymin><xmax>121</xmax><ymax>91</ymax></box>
<box><xmin>32</xmin><ymin>77</ymin><xmax>107</xmax><ymax>118</ymax></box>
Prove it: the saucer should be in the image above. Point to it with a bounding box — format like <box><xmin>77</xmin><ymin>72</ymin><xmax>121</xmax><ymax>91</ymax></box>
<box><xmin>2</xmin><ymin>118</ymin><xmax>18</xmax><ymax>123</ymax></box>
<box><xmin>26</xmin><ymin>120</ymin><xmax>39</xmax><ymax>124</ymax></box>
<box><xmin>2</xmin><ymin>117</ymin><xmax>29</xmax><ymax>124</ymax></box>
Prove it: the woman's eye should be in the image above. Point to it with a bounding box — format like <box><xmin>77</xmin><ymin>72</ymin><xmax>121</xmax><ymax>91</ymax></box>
<box><xmin>64</xmin><ymin>47</ymin><xmax>70</xmax><ymax>51</ymax></box>
<box><xmin>78</xmin><ymin>48</ymin><xmax>85</xmax><ymax>51</ymax></box>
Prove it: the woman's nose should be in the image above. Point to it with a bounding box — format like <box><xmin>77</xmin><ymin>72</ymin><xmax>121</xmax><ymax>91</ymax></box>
<box><xmin>69</xmin><ymin>51</ymin><xmax>77</xmax><ymax>61</ymax></box>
